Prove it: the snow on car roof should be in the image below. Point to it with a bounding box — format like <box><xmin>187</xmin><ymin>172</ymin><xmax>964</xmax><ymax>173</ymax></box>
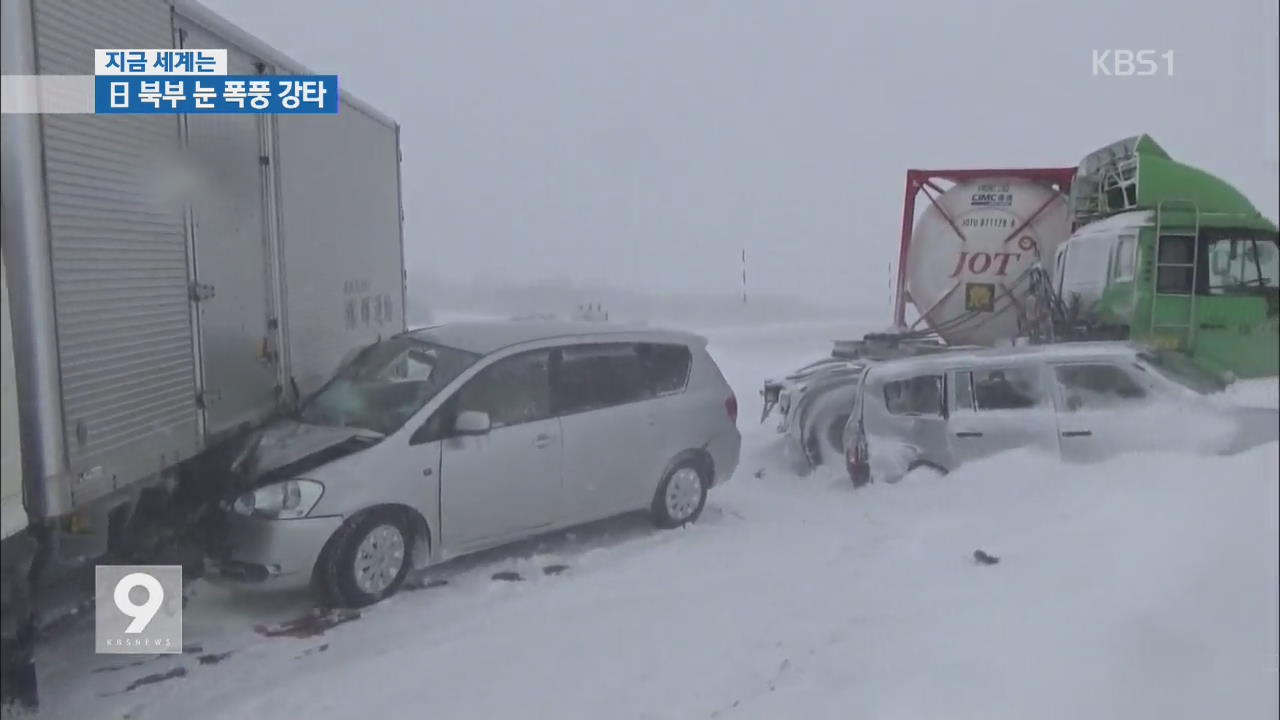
<box><xmin>403</xmin><ymin>319</ymin><xmax>705</xmax><ymax>355</ymax></box>
<box><xmin>866</xmin><ymin>341</ymin><xmax>1144</xmax><ymax>377</ymax></box>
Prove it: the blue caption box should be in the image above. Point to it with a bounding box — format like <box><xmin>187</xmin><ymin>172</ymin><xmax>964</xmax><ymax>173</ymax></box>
<box><xmin>95</xmin><ymin>75</ymin><xmax>338</xmax><ymax>114</ymax></box>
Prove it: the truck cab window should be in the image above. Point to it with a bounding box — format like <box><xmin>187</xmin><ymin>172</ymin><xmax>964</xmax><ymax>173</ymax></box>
<box><xmin>1207</xmin><ymin>234</ymin><xmax>1279</xmax><ymax>294</ymax></box>
<box><xmin>1156</xmin><ymin>235</ymin><xmax>1196</xmax><ymax>294</ymax></box>
<box><xmin>1113</xmin><ymin>235</ymin><xmax>1136</xmax><ymax>280</ymax></box>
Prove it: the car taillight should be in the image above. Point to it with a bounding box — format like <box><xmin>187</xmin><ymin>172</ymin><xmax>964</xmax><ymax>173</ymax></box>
<box><xmin>725</xmin><ymin>394</ymin><xmax>738</xmax><ymax>423</ymax></box>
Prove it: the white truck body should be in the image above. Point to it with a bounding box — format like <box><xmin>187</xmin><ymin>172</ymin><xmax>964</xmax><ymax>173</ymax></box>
<box><xmin>2</xmin><ymin>0</ymin><xmax>406</xmax><ymax>526</ymax></box>
<box><xmin>2</xmin><ymin>255</ymin><xmax>26</xmax><ymax>541</ymax></box>
<box><xmin>1</xmin><ymin>1</ymin><xmax>406</xmax><ymax>705</ymax></box>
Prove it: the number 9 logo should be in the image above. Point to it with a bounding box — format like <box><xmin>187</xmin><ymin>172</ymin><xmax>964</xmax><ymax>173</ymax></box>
<box><xmin>114</xmin><ymin>572</ymin><xmax>164</xmax><ymax>633</ymax></box>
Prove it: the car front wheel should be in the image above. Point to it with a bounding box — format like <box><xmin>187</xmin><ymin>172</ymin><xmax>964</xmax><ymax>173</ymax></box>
<box><xmin>320</xmin><ymin>510</ymin><xmax>412</xmax><ymax>608</ymax></box>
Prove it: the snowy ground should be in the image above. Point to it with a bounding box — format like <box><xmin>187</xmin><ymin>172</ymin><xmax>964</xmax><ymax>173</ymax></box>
<box><xmin>32</xmin><ymin>321</ymin><xmax>1279</xmax><ymax>720</ymax></box>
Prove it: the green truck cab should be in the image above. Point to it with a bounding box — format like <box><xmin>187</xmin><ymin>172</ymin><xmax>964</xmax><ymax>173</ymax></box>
<box><xmin>1055</xmin><ymin>135</ymin><xmax>1279</xmax><ymax>379</ymax></box>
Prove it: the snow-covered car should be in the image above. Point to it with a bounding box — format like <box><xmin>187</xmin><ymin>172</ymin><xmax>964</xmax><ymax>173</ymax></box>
<box><xmin>842</xmin><ymin>342</ymin><xmax>1279</xmax><ymax>486</ymax></box>
<box><xmin>209</xmin><ymin>320</ymin><xmax>741</xmax><ymax>607</ymax></box>
<box><xmin>761</xmin><ymin>357</ymin><xmax>866</xmax><ymax>468</ymax></box>
<box><xmin>761</xmin><ymin>335</ymin><xmax>983</xmax><ymax>469</ymax></box>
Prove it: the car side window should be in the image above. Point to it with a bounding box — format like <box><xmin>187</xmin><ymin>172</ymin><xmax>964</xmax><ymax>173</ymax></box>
<box><xmin>555</xmin><ymin>343</ymin><xmax>653</xmax><ymax>415</ymax></box>
<box><xmin>1053</xmin><ymin>363</ymin><xmax>1148</xmax><ymax>411</ymax></box>
<box><xmin>952</xmin><ymin>370</ymin><xmax>975</xmax><ymax>411</ymax></box>
<box><xmin>883</xmin><ymin>374</ymin><xmax>944</xmax><ymax>416</ymax></box>
<box><xmin>637</xmin><ymin>343</ymin><xmax>692</xmax><ymax>395</ymax></box>
<box><xmin>454</xmin><ymin>349</ymin><xmax>553</xmax><ymax>430</ymax></box>
<box><xmin>972</xmin><ymin>366</ymin><xmax>1041</xmax><ymax>410</ymax></box>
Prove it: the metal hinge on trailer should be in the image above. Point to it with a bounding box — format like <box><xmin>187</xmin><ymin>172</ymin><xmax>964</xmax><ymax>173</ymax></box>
<box><xmin>190</xmin><ymin>282</ymin><xmax>216</xmax><ymax>302</ymax></box>
<box><xmin>195</xmin><ymin>390</ymin><xmax>222</xmax><ymax>409</ymax></box>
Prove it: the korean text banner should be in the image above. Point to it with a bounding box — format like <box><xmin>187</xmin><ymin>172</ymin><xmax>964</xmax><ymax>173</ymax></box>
<box><xmin>94</xmin><ymin>49</ymin><xmax>228</xmax><ymax>75</ymax></box>
<box><xmin>95</xmin><ymin>75</ymin><xmax>338</xmax><ymax>114</ymax></box>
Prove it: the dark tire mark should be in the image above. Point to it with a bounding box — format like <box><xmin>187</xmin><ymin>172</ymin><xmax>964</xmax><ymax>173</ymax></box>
<box><xmin>124</xmin><ymin>666</ymin><xmax>187</xmax><ymax>693</ymax></box>
<box><xmin>197</xmin><ymin>651</ymin><xmax>234</xmax><ymax>666</ymax></box>
<box><xmin>253</xmin><ymin>608</ymin><xmax>361</xmax><ymax>639</ymax></box>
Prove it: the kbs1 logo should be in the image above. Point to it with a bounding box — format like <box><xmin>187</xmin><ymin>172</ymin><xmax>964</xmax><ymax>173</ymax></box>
<box><xmin>95</xmin><ymin>565</ymin><xmax>183</xmax><ymax>654</ymax></box>
<box><xmin>93</xmin><ymin>49</ymin><xmax>337</xmax><ymax>115</ymax></box>
<box><xmin>1092</xmin><ymin>50</ymin><xmax>1175</xmax><ymax>77</ymax></box>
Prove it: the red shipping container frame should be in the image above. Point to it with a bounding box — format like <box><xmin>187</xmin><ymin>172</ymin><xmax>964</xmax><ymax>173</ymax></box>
<box><xmin>893</xmin><ymin>167</ymin><xmax>1078</xmax><ymax>328</ymax></box>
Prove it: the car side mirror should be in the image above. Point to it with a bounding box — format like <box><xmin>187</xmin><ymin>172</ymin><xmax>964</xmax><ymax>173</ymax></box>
<box><xmin>454</xmin><ymin>410</ymin><xmax>491</xmax><ymax>436</ymax></box>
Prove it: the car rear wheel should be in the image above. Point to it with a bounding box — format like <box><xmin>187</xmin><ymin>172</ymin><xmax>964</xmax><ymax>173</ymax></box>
<box><xmin>803</xmin><ymin>409</ymin><xmax>851</xmax><ymax>468</ymax></box>
<box><xmin>650</xmin><ymin>462</ymin><xmax>708</xmax><ymax>528</ymax></box>
<box><xmin>320</xmin><ymin>510</ymin><xmax>412</xmax><ymax>608</ymax></box>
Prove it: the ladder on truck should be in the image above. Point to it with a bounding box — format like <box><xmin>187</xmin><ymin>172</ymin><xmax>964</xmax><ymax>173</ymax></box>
<box><xmin>1149</xmin><ymin>199</ymin><xmax>1201</xmax><ymax>351</ymax></box>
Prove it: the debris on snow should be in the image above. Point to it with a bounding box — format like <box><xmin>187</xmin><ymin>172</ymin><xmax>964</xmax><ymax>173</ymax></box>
<box><xmin>253</xmin><ymin>608</ymin><xmax>360</xmax><ymax>639</ymax></box>
<box><xmin>123</xmin><ymin>666</ymin><xmax>187</xmax><ymax>694</ymax></box>
<box><xmin>973</xmin><ymin>549</ymin><xmax>1001</xmax><ymax>565</ymax></box>
<box><xmin>196</xmin><ymin>652</ymin><xmax>234</xmax><ymax>666</ymax></box>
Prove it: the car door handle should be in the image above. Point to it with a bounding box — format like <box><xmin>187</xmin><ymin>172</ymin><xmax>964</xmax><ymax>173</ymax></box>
<box><xmin>533</xmin><ymin>434</ymin><xmax>556</xmax><ymax>449</ymax></box>
<box><xmin>1061</xmin><ymin>431</ymin><xmax>1093</xmax><ymax>438</ymax></box>
<box><xmin>955</xmin><ymin>431</ymin><xmax>983</xmax><ymax>438</ymax></box>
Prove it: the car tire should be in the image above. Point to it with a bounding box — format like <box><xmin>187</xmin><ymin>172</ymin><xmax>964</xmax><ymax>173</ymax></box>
<box><xmin>320</xmin><ymin>509</ymin><xmax>412</xmax><ymax>609</ymax></box>
<box><xmin>801</xmin><ymin>387</ymin><xmax>854</xmax><ymax>467</ymax></box>
<box><xmin>847</xmin><ymin>460</ymin><xmax>872</xmax><ymax>488</ymax></box>
<box><xmin>650</xmin><ymin>461</ymin><xmax>709</xmax><ymax>529</ymax></box>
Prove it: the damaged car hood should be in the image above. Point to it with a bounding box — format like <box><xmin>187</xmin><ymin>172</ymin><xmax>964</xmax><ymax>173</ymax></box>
<box><xmin>233</xmin><ymin>419</ymin><xmax>383</xmax><ymax>484</ymax></box>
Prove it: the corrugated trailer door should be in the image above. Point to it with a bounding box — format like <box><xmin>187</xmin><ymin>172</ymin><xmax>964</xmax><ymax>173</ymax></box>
<box><xmin>32</xmin><ymin>0</ymin><xmax>201</xmax><ymax>501</ymax></box>
<box><xmin>178</xmin><ymin>22</ymin><xmax>282</xmax><ymax>436</ymax></box>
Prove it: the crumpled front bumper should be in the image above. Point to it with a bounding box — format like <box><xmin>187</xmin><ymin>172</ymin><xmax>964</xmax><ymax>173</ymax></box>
<box><xmin>206</xmin><ymin>512</ymin><xmax>345</xmax><ymax>592</ymax></box>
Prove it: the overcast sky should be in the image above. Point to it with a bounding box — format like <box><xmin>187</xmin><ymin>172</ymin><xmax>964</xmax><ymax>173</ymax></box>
<box><xmin>206</xmin><ymin>0</ymin><xmax>1279</xmax><ymax>308</ymax></box>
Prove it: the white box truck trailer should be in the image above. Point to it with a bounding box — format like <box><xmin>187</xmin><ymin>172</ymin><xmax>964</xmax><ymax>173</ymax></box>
<box><xmin>0</xmin><ymin>0</ymin><xmax>407</xmax><ymax>710</ymax></box>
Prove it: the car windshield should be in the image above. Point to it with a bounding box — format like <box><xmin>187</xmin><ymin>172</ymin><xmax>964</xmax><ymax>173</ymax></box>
<box><xmin>1136</xmin><ymin>349</ymin><xmax>1228</xmax><ymax>395</ymax></box>
<box><xmin>298</xmin><ymin>338</ymin><xmax>481</xmax><ymax>435</ymax></box>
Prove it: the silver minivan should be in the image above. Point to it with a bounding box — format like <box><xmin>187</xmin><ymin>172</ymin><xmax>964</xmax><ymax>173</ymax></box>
<box><xmin>211</xmin><ymin>320</ymin><xmax>741</xmax><ymax>606</ymax></box>
<box><xmin>842</xmin><ymin>342</ymin><xmax>1279</xmax><ymax>486</ymax></box>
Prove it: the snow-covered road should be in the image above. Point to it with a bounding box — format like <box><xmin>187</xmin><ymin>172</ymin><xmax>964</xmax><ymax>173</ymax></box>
<box><xmin>34</xmin><ymin>322</ymin><xmax>1280</xmax><ymax>720</ymax></box>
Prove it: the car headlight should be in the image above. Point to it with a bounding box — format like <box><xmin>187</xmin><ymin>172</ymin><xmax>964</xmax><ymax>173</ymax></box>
<box><xmin>232</xmin><ymin>479</ymin><xmax>324</xmax><ymax>519</ymax></box>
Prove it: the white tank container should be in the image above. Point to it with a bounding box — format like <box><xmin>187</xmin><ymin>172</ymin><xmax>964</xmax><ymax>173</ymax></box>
<box><xmin>906</xmin><ymin>178</ymin><xmax>1070</xmax><ymax>345</ymax></box>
